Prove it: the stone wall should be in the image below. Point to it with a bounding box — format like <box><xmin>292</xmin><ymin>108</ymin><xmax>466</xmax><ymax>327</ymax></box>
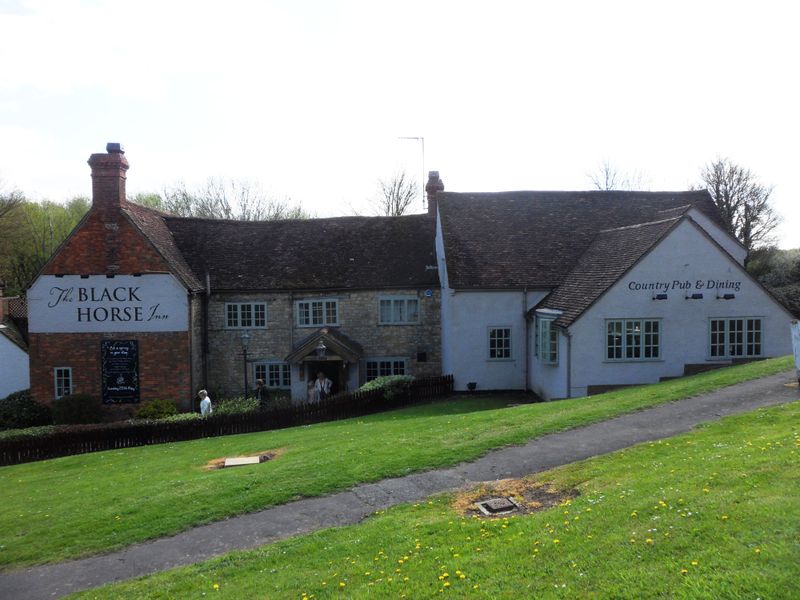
<box><xmin>206</xmin><ymin>288</ymin><xmax>441</xmax><ymax>399</ymax></box>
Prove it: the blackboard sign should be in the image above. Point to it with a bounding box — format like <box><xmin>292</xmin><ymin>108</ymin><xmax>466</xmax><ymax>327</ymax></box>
<box><xmin>101</xmin><ymin>340</ymin><xmax>140</xmax><ymax>404</ymax></box>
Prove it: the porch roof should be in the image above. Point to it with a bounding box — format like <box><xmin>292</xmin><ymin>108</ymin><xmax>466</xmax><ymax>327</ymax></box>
<box><xmin>285</xmin><ymin>327</ymin><xmax>364</xmax><ymax>364</ymax></box>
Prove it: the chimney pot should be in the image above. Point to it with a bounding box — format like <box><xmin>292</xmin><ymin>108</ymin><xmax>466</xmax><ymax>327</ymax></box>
<box><xmin>106</xmin><ymin>142</ymin><xmax>125</xmax><ymax>154</ymax></box>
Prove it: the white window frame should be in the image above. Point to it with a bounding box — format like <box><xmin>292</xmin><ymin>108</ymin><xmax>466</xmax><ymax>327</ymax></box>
<box><xmin>54</xmin><ymin>367</ymin><xmax>72</xmax><ymax>400</ymax></box>
<box><xmin>708</xmin><ymin>317</ymin><xmax>762</xmax><ymax>359</ymax></box>
<box><xmin>605</xmin><ymin>318</ymin><xmax>661</xmax><ymax>362</ymax></box>
<box><xmin>378</xmin><ymin>296</ymin><xmax>420</xmax><ymax>325</ymax></box>
<box><xmin>536</xmin><ymin>316</ymin><xmax>558</xmax><ymax>365</ymax></box>
<box><xmin>296</xmin><ymin>298</ymin><xmax>339</xmax><ymax>327</ymax></box>
<box><xmin>253</xmin><ymin>362</ymin><xmax>291</xmax><ymax>389</ymax></box>
<box><xmin>365</xmin><ymin>357</ymin><xmax>407</xmax><ymax>381</ymax></box>
<box><xmin>225</xmin><ymin>302</ymin><xmax>267</xmax><ymax>329</ymax></box>
<box><xmin>488</xmin><ymin>326</ymin><xmax>512</xmax><ymax>361</ymax></box>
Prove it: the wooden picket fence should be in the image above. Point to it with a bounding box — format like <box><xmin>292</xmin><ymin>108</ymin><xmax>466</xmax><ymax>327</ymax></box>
<box><xmin>0</xmin><ymin>375</ymin><xmax>454</xmax><ymax>466</ymax></box>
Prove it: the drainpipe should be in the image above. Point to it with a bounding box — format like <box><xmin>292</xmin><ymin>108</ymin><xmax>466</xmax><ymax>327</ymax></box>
<box><xmin>564</xmin><ymin>327</ymin><xmax>572</xmax><ymax>399</ymax></box>
<box><xmin>203</xmin><ymin>272</ymin><xmax>211</xmax><ymax>392</ymax></box>
<box><xmin>522</xmin><ymin>287</ymin><xmax>529</xmax><ymax>391</ymax></box>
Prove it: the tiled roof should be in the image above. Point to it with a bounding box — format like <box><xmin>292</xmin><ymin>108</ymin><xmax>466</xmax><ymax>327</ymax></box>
<box><xmin>122</xmin><ymin>202</ymin><xmax>204</xmax><ymax>291</ymax></box>
<box><xmin>285</xmin><ymin>327</ymin><xmax>364</xmax><ymax>364</ymax></box>
<box><xmin>163</xmin><ymin>214</ymin><xmax>439</xmax><ymax>291</ymax></box>
<box><xmin>437</xmin><ymin>190</ymin><xmax>721</xmax><ymax>289</ymax></box>
<box><xmin>0</xmin><ymin>319</ymin><xmax>27</xmax><ymax>352</ymax></box>
<box><xmin>537</xmin><ymin>217</ymin><xmax>680</xmax><ymax>327</ymax></box>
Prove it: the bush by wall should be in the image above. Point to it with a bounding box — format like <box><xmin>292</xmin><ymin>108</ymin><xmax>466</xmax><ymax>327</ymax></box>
<box><xmin>134</xmin><ymin>399</ymin><xmax>179</xmax><ymax>420</ymax></box>
<box><xmin>0</xmin><ymin>390</ymin><xmax>53</xmax><ymax>430</ymax></box>
<box><xmin>51</xmin><ymin>394</ymin><xmax>103</xmax><ymax>425</ymax></box>
<box><xmin>214</xmin><ymin>396</ymin><xmax>260</xmax><ymax>415</ymax></box>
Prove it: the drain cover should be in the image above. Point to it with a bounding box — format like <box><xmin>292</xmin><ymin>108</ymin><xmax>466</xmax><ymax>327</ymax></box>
<box><xmin>476</xmin><ymin>496</ymin><xmax>520</xmax><ymax>516</ymax></box>
<box><xmin>223</xmin><ymin>456</ymin><xmax>261</xmax><ymax>467</ymax></box>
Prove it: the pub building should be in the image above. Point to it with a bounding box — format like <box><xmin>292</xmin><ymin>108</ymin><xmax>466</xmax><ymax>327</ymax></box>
<box><xmin>25</xmin><ymin>145</ymin><xmax>793</xmax><ymax>412</ymax></box>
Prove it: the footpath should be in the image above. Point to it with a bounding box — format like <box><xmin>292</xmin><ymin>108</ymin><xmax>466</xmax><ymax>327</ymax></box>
<box><xmin>1</xmin><ymin>371</ymin><xmax>797</xmax><ymax>599</ymax></box>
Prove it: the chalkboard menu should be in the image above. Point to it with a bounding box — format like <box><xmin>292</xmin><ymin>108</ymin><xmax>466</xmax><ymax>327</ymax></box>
<box><xmin>101</xmin><ymin>340</ymin><xmax>140</xmax><ymax>404</ymax></box>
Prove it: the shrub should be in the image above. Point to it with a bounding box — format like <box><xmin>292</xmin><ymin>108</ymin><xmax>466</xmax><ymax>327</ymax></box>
<box><xmin>134</xmin><ymin>399</ymin><xmax>178</xmax><ymax>420</ymax></box>
<box><xmin>359</xmin><ymin>375</ymin><xmax>415</xmax><ymax>401</ymax></box>
<box><xmin>0</xmin><ymin>425</ymin><xmax>59</xmax><ymax>441</ymax></box>
<box><xmin>214</xmin><ymin>396</ymin><xmax>259</xmax><ymax>415</ymax></box>
<box><xmin>160</xmin><ymin>412</ymin><xmax>202</xmax><ymax>423</ymax></box>
<box><xmin>51</xmin><ymin>394</ymin><xmax>103</xmax><ymax>425</ymax></box>
<box><xmin>0</xmin><ymin>390</ymin><xmax>53</xmax><ymax>430</ymax></box>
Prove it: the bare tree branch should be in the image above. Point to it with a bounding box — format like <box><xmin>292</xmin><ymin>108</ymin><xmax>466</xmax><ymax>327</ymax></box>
<box><xmin>151</xmin><ymin>178</ymin><xmax>312</xmax><ymax>221</ymax></box>
<box><xmin>698</xmin><ymin>158</ymin><xmax>780</xmax><ymax>258</ymax></box>
<box><xmin>375</xmin><ymin>171</ymin><xmax>418</xmax><ymax>216</ymax></box>
<box><xmin>588</xmin><ymin>160</ymin><xmax>649</xmax><ymax>191</ymax></box>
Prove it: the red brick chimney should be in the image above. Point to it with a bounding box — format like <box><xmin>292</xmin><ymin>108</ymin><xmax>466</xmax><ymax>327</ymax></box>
<box><xmin>88</xmin><ymin>143</ymin><xmax>129</xmax><ymax>216</ymax></box>
<box><xmin>425</xmin><ymin>171</ymin><xmax>444</xmax><ymax>216</ymax></box>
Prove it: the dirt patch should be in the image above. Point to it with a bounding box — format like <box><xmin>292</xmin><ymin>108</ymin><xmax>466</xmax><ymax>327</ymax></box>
<box><xmin>203</xmin><ymin>448</ymin><xmax>285</xmax><ymax>471</ymax></box>
<box><xmin>453</xmin><ymin>478</ymin><xmax>578</xmax><ymax>518</ymax></box>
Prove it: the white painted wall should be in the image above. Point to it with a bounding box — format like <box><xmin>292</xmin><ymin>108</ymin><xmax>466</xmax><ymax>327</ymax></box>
<box><xmin>0</xmin><ymin>332</ymin><xmax>29</xmax><ymax>399</ymax></box>
<box><xmin>561</xmin><ymin>219</ymin><xmax>793</xmax><ymax>398</ymax></box>
<box><xmin>440</xmin><ymin>289</ymin><xmax>547</xmax><ymax>391</ymax></box>
<box><xmin>28</xmin><ymin>274</ymin><xmax>189</xmax><ymax>333</ymax></box>
<box><xmin>686</xmin><ymin>209</ymin><xmax>747</xmax><ymax>265</ymax></box>
<box><xmin>528</xmin><ymin>323</ymin><xmax>569</xmax><ymax>400</ymax></box>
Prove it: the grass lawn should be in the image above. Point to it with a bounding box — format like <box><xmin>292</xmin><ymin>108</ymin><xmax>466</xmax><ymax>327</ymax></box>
<box><xmin>0</xmin><ymin>356</ymin><xmax>793</xmax><ymax>569</ymax></box>
<box><xmin>72</xmin><ymin>400</ymin><xmax>800</xmax><ymax>599</ymax></box>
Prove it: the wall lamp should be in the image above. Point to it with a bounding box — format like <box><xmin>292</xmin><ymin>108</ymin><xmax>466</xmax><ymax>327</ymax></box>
<box><xmin>716</xmin><ymin>293</ymin><xmax>736</xmax><ymax>300</ymax></box>
<box><xmin>652</xmin><ymin>293</ymin><xmax>668</xmax><ymax>300</ymax></box>
<box><xmin>685</xmin><ymin>293</ymin><xmax>704</xmax><ymax>300</ymax></box>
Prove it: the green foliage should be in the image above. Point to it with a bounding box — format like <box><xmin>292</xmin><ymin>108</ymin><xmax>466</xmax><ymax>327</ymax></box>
<box><xmin>214</xmin><ymin>396</ymin><xmax>260</xmax><ymax>415</ymax></box>
<box><xmin>359</xmin><ymin>375</ymin><xmax>415</xmax><ymax>401</ymax></box>
<box><xmin>0</xmin><ymin>424</ymin><xmax>59</xmax><ymax>441</ymax></box>
<box><xmin>0</xmin><ymin>389</ymin><xmax>52</xmax><ymax>430</ymax></box>
<box><xmin>160</xmin><ymin>412</ymin><xmax>202</xmax><ymax>423</ymax></box>
<box><xmin>747</xmin><ymin>246</ymin><xmax>800</xmax><ymax>317</ymax></box>
<box><xmin>51</xmin><ymin>393</ymin><xmax>103</xmax><ymax>425</ymax></box>
<box><xmin>0</xmin><ymin>356</ymin><xmax>790</xmax><ymax>568</ymax></box>
<box><xmin>133</xmin><ymin>399</ymin><xmax>178</xmax><ymax>420</ymax></box>
<box><xmin>0</xmin><ymin>196</ymin><xmax>89</xmax><ymax>294</ymax></box>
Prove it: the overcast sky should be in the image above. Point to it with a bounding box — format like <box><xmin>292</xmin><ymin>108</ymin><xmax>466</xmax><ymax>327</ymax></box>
<box><xmin>0</xmin><ymin>0</ymin><xmax>797</xmax><ymax>248</ymax></box>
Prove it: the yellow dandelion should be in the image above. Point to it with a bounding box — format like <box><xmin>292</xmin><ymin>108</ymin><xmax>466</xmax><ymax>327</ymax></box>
<box><xmin>721</xmin><ymin>515</ymin><xmax>729</xmax><ymax>521</ymax></box>
<box><xmin>681</xmin><ymin>568</ymin><xmax>688</xmax><ymax>575</ymax></box>
<box><xmin>339</xmin><ymin>582</ymin><xmax>346</xmax><ymax>588</ymax></box>
<box><xmin>213</xmin><ymin>583</ymin><xmax>220</xmax><ymax>590</ymax></box>
<box><xmin>553</xmin><ymin>539</ymin><xmax>560</xmax><ymax>544</ymax></box>
<box><xmin>755</xmin><ymin>548</ymin><xmax>761</xmax><ymax>554</ymax></box>
<box><xmin>444</xmin><ymin>582</ymin><xmax>450</xmax><ymax>587</ymax></box>
<box><xmin>691</xmin><ymin>561</ymin><xmax>699</xmax><ymax>566</ymax></box>
<box><xmin>646</xmin><ymin>538</ymin><xmax>654</xmax><ymax>545</ymax></box>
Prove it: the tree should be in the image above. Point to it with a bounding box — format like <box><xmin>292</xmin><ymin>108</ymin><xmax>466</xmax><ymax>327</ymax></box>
<box><xmin>0</xmin><ymin>197</ymin><xmax>89</xmax><ymax>295</ymax></box>
<box><xmin>588</xmin><ymin>160</ymin><xmax>648</xmax><ymax>191</ymax></box>
<box><xmin>375</xmin><ymin>171</ymin><xmax>418</xmax><ymax>216</ymax></box>
<box><xmin>0</xmin><ymin>179</ymin><xmax>24</xmax><ymax>226</ymax></box>
<box><xmin>150</xmin><ymin>178</ymin><xmax>311</xmax><ymax>221</ymax></box>
<box><xmin>697</xmin><ymin>158</ymin><xmax>779</xmax><ymax>257</ymax></box>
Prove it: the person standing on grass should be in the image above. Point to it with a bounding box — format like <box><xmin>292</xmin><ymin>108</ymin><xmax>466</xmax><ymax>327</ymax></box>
<box><xmin>198</xmin><ymin>389</ymin><xmax>213</xmax><ymax>416</ymax></box>
<box><xmin>255</xmin><ymin>379</ymin><xmax>269</xmax><ymax>410</ymax></box>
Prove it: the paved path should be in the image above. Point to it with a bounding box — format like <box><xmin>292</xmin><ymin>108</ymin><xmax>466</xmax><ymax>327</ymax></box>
<box><xmin>3</xmin><ymin>371</ymin><xmax>798</xmax><ymax>599</ymax></box>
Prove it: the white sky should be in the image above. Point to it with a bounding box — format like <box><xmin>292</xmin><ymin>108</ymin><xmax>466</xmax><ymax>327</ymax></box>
<box><xmin>0</xmin><ymin>0</ymin><xmax>797</xmax><ymax>248</ymax></box>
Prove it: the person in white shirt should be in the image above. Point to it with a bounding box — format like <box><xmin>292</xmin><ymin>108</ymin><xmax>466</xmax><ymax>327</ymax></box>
<box><xmin>314</xmin><ymin>372</ymin><xmax>332</xmax><ymax>401</ymax></box>
<box><xmin>198</xmin><ymin>389</ymin><xmax>213</xmax><ymax>415</ymax></box>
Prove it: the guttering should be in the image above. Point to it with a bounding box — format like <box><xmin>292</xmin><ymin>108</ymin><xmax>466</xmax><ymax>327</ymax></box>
<box><xmin>523</xmin><ymin>287</ymin><xmax>529</xmax><ymax>391</ymax></box>
<box><xmin>564</xmin><ymin>327</ymin><xmax>572</xmax><ymax>399</ymax></box>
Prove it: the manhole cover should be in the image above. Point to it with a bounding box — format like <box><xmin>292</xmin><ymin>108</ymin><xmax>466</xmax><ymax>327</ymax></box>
<box><xmin>476</xmin><ymin>496</ymin><xmax>520</xmax><ymax>516</ymax></box>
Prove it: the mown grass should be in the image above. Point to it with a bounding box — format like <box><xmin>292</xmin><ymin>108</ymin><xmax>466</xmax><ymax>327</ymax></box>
<box><xmin>73</xmin><ymin>400</ymin><xmax>800</xmax><ymax>599</ymax></box>
<box><xmin>0</xmin><ymin>356</ymin><xmax>792</xmax><ymax>569</ymax></box>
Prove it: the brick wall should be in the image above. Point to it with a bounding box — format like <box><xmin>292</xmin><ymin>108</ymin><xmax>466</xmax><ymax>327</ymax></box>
<box><xmin>29</xmin><ymin>331</ymin><xmax>191</xmax><ymax>415</ymax></box>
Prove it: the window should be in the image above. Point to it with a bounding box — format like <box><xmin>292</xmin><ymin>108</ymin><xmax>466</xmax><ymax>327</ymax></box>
<box><xmin>225</xmin><ymin>302</ymin><xmax>266</xmax><ymax>329</ymax></box>
<box><xmin>54</xmin><ymin>367</ymin><xmax>72</xmax><ymax>399</ymax></box>
<box><xmin>365</xmin><ymin>357</ymin><xmax>407</xmax><ymax>381</ymax></box>
<box><xmin>379</xmin><ymin>296</ymin><xmax>420</xmax><ymax>324</ymax></box>
<box><xmin>536</xmin><ymin>316</ymin><xmax>558</xmax><ymax>364</ymax></box>
<box><xmin>297</xmin><ymin>299</ymin><xmax>339</xmax><ymax>327</ymax></box>
<box><xmin>606</xmin><ymin>319</ymin><xmax>660</xmax><ymax>361</ymax></box>
<box><xmin>709</xmin><ymin>318</ymin><xmax>762</xmax><ymax>358</ymax></box>
<box><xmin>488</xmin><ymin>327</ymin><xmax>512</xmax><ymax>360</ymax></box>
<box><xmin>254</xmin><ymin>362</ymin><xmax>291</xmax><ymax>388</ymax></box>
